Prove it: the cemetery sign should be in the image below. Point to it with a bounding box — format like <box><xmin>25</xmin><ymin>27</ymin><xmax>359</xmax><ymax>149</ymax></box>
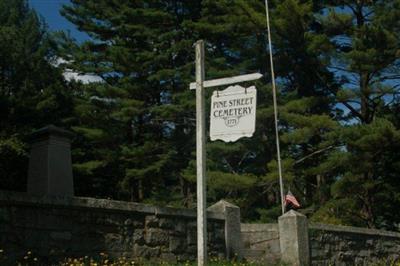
<box><xmin>210</xmin><ymin>85</ymin><xmax>257</xmax><ymax>142</ymax></box>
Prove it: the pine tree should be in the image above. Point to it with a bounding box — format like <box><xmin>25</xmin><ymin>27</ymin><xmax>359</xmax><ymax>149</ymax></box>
<box><xmin>0</xmin><ymin>0</ymin><xmax>73</xmax><ymax>191</ymax></box>
<box><xmin>61</xmin><ymin>0</ymin><xmax>203</xmax><ymax>202</ymax></box>
<box><xmin>309</xmin><ymin>0</ymin><xmax>400</xmax><ymax>228</ymax></box>
<box><xmin>178</xmin><ymin>0</ymin><xmax>284</xmax><ymax>218</ymax></box>
<box><xmin>186</xmin><ymin>0</ymin><xmax>337</xmax><ymax>221</ymax></box>
<box><xmin>266</xmin><ymin>0</ymin><xmax>338</xmax><ymax>213</ymax></box>
<box><xmin>254</xmin><ymin>0</ymin><xmax>400</xmax><ymax>228</ymax></box>
<box><xmin>60</xmin><ymin>0</ymin><xmax>400</xmax><ymax>229</ymax></box>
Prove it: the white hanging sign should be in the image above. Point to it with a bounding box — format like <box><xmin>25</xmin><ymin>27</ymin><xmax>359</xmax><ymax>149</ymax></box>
<box><xmin>210</xmin><ymin>85</ymin><xmax>257</xmax><ymax>142</ymax></box>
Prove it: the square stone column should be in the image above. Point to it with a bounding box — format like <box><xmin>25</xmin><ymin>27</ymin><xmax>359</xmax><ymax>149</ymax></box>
<box><xmin>278</xmin><ymin>210</ymin><xmax>310</xmax><ymax>266</ymax></box>
<box><xmin>27</xmin><ymin>125</ymin><xmax>75</xmax><ymax>196</ymax></box>
<box><xmin>208</xmin><ymin>200</ymin><xmax>242</xmax><ymax>259</ymax></box>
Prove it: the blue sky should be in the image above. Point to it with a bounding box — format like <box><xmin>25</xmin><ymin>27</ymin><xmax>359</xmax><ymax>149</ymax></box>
<box><xmin>28</xmin><ymin>0</ymin><xmax>89</xmax><ymax>42</ymax></box>
<box><xmin>28</xmin><ymin>0</ymin><xmax>101</xmax><ymax>83</ymax></box>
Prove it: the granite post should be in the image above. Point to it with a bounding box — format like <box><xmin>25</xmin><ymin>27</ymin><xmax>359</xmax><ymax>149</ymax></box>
<box><xmin>208</xmin><ymin>200</ymin><xmax>242</xmax><ymax>259</ymax></box>
<box><xmin>278</xmin><ymin>210</ymin><xmax>310</xmax><ymax>266</ymax></box>
<box><xmin>27</xmin><ymin>125</ymin><xmax>75</xmax><ymax>196</ymax></box>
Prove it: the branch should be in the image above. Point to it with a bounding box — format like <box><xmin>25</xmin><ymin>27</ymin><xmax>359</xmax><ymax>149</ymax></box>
<box><xmin>294</xmin><ymin>145</ymin><xmax>336</xmax><ymax>165</ymax></box>
<box><xmin>238</xmin><ymin>151</ymin><xmax>252</xmax><ymax>168</ymax></box>
<box><xmin>316</xmin><ymin>73</ymin><xmax>364</xmax><ymax>122</ymax></box>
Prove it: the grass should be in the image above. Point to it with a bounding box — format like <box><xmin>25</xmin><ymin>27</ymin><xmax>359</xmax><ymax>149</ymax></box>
<box><xmin>4</xmin><ymin>249</ymin><xmax>399</xmax><ymax>266</ymax></box>
<box><xmin>0</xmin><ymin>249</ymin><xmax>280</xmax><ymax>266</ymax></box>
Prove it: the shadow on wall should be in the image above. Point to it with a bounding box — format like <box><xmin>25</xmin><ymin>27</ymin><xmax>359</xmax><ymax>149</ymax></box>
<box><xmin>0</xmin><ymin>191</ymin><xmax>228</xmax><ymax>264</ymax></box>
<box><xmin>0</xmin><ymin>125</ymin><xmax>231</xmax><ymax>263</ymax></box>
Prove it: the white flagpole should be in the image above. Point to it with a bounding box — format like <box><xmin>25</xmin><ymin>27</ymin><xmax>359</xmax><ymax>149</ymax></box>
<box><xmin>265</xmin><ymin>0</ymin><xmax>285</xmax><ymax>215</ymax></box>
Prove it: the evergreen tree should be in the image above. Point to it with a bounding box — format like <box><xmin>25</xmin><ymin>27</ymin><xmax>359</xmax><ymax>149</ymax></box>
<box><xmin>179</xmin><ymin>0</ymin><xmax>283</xmax><ymax>219</ymax></box>
<box><xmin>60</xmin><ymin>0</ymin><xmax>400</xmax><ymax>229</ymax></box>
<box><xmin>187</xmin><ymin>0</ymin><xmax>337</xmax><ymax>222</ymax></box>
<box><xmin>0</xmin><ymin>0</ymin><xmax>73</xmax><ymax>191</ymax></box>
<box><xmin>61</xmin><ymin>0</ymin><xmax>203</xmax><ymax>202</ymax></box>
<box><xmin>268</xmin><ymin>0</ymin><xmax>338</xmax><ymax>213</ymax></box>
<box><xmin>309</xmin><ymin>0</ymin><xmax>400</xmax><ymax>228</ymax></box>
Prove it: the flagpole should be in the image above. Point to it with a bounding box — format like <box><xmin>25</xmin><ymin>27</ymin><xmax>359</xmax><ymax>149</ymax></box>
<box><xmin>265</xmin><ymin>0</ymin><xmax>285</xmax><ymax>215</ymax></box>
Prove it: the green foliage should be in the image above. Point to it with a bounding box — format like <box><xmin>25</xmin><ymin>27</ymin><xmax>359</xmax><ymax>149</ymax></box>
<box><xmin>58</xmin><ymin>0</ymin><xmax>204</xmax><ymax>201</ymax></box>
<box><xmin>0</xmin><ymin>135</ymin><xmax>28</xmax><ymax>191</ymax></box>
<box><xmin>0</xmin><ymin>0</ymin><xmax>74</xmax><ymax>191</ymax></box>
<box><xmin>306</xmin><ymin>0</ymin><xmax>400</xmax><ymax>229</ymax></box>
<box><xmin>59</xmin><ymin>0</ymin><xmax>400</xmax><ymax>228</ymax></box>
<box><xmin>3</xmin><ymin>0</ymin><xmax>400</xmax><ymax>230</ymax></box>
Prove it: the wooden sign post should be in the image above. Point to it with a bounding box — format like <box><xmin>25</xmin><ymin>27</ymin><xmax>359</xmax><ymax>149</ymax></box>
<box><xmin>192</xmin><ymin>3</ymin><xmax>284</xmax><ymax>265</ymax></box>
<box><xmin>195</xmin><ymin>40</ymin><xmax>207</xmax><ymax>266</ymax></box>
<box><xmin>193</xmin><ymin>40</ymin><xmax>262</xmax><ymax>266</ymax></box>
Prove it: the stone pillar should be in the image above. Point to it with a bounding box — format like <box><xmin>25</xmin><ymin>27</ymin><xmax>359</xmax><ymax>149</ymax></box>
<box><xmin>27</xmin><ymin>125</ymin><xmax>75</xmax><ymax>197</ymax></box>
<box><xmin>278</xmin><ymin>210</ymin><xmax>310</xmax><ymax>266</ymax></box>
<box><xmin>208</xmin><ymin>200</ymin><xmax>242</xmax><ymax>259</ymax></box>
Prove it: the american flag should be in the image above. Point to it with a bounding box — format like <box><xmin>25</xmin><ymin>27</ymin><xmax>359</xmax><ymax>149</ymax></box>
<box><xmin>285</xmin><ymin>190</ymin><xmax>300</xmax><ymax>208</ymax></box>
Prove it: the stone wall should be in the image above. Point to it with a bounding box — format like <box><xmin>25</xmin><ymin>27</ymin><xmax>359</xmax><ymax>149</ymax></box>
<box><xmin>309</xmin><ymin>223</ymin><xmax>400</xmax><ymax>265</ymax></box>
<box><xmin>3</xmin><ymin>188</ymin><xmax>400</xmax><ymax>265</ymax></box>
<box><xmin>242</xmin><ymin>219</ymin><xmax>400</xmax><ymax>265</ymax></box>
<box><xmin>0</xmin><ymin>191</ymin><xmax>226</xmax><ymax>264</ymax></box>
<box><xmin>240</xmin><ymin>223</ymin><xmax>280</xmax><ymax>263</ymax></box>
